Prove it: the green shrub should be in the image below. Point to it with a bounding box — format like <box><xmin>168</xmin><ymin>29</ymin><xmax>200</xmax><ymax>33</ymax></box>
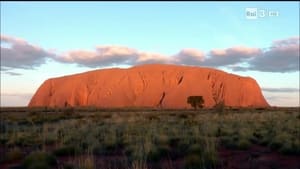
<box><xmin>279</xmin><ymin>142</ymin><xmax>294</xmax><ymax>155</ymax></box>
<box><xmin>269</xmin><ymin>139</ymin><xmax>283</xmax><ymax>150</ymax></box>
<box><xmin>258</xmin><ymin>134</ymin><xmax>272</xmax><ymax>146</ymax></box>
<box><xmin>5</xmin><ymin>147</ymin><xmax>23</xmax><ymax>163</ymax></box>
<box><xmin>124</xmin><ymin>145</ymin><xmax>143</xmax><ymax>163</ymax></box>
<box><xmin>94</xmin><ymin>138</ymin><xmax>122</xmax><ymax>155</ymax></box>
<box><xmin>237</xmin><ymin>138</ymin><xmax>251</xmax><ymax>150</ymax></box>
<box><xmin>146</xmin><ymin>114</ymin><xmax>160</xmax><ymax>121</ymax></box>
<box><xmin>171</xmin><ymin>140</ymin><xmax>189</xmax><ymax>159</ymax></box>
<box><xmin>53</xmin><ymin>145</ymin><xmax>78</xmax><ymax>156</ymax></box>
<box><xmin>292</xmin><ymin>140</ymin><xmax>300</xmax><ymax>155</ymax></box>
<box><xmin>269</xmin><ymin>133</ymin><xmax>291</xmax><ymax>150</ymax></box>
<box><xmin>63</xmin><ymin>163</ymin><xmax>75</xmax><ymax>169</ymax></box>
<box><xmin>278</xmin><ymin>140</ymin><xmax>300</xmax><ymax>155</ymax></box>
<box><xmin>78</xmin><ymin>156</ymin><xmax>95</xmax><ymax>169</ymax></box>
<box><xmin>103</xmin><ymin>144</ymin><xmax>116</xmax><ymax>155</ymax></box>
<box><xmin>0</xmin><ymin>137</ymin><xmax>8</xmax><ymax>145</ymax></box>
<box><xmin>187</xmin><ymin>144</ymin><xmax>203</xmax><ymax>155</ymax></box>
<box><xmin>168</xmin><ymin>137</ymin><xmax>180</xmax><ymax>147</ymax></box>
<box><xmin>214</xmin><ymin>101</ymin><xmax>225</xmax><ymax>113</ymax></box>
<box><xmin>99</xmin><ymin>141</ymin><xmax>122</xmax><ymax>155</ymax></box>
<box><xmin>169</xmin><ymin>112</ymin><xmax>177</xmax><ymax>117</ymax></box>
<box><xmin>63</xmin><ymin>106</ymin><xmax>75</xmax><ymax>116</ymax></box>
<box><xmin>216</xmin><ymin>127</ymin><xmax>234</xmax><ymax>137</ymax></box>
<box><xmin>220</xmin><ymin>136</ymin><xmax>236</xmax><ymax>149</ymax></box>
<box><xmin>22</xmin><ymin>151</ymin><xmax>57</xmax><ymax>169</ymax></box>
<box><xmin>250</xmin><ymin>131</ymin><xmax>262</xmax><ymax>144</ymax></box>
<box><xmin>202</xmin><ymin>151</ymin><xmax>218</xmax><ymax>169</ymax></box>
<box><xmin>184</xmin><ymin>154</ymin><xmax>202</xmax><ymax>169</ymax></box>
<box><xmin>45</xmin><ymin>134</ymin><xmax>57</xmax><ymax>145</ymax></box>
<box><xmin>221</xmin><ymin>136</ymin><xmax>251</xmax><ymax>150</ymax></box>
<box><xmin>184</xmin><ymin>143</ymin><xmax>217</xmax><ymax>169</ymax></box>
<box><xmin>155</xmin><ymin>134</ymin><xmax>169</xmax><ymax>145</ymax></box>
<box><xmin>92</xmin><ymin>145</ymin><xmax>103</xmax><ymax>155</ymax></box>
<box><xmin>147</xmin><ymin>145</ymin><xmax>170</xmax><ymax>163</ymax></box>
<box><xmin>178</xmin><ymin>113</ymin><xmax>189</xmax><ymax>119</ymax></box>
<box><xmin>124</xmin><ymin>145</ymin><xmax>134</xmax><ymax>156</ymax></box>
<box><xmin>101</xmin><ymin>114</ymin><xmax>112</xmax><ymax>119</ymax></box>
<box><xmin>28</xmin><ymin>111</ymin><xmax>38</xmax><ymax>116</ymax></box>
<box><xmin>28</xmin><ymin>162</ymin><xmax>51</xmax><ymax>169</ymax></box>
<box><xmin>13</xmin><ymin>133</ymin><xmax>41</xmax><ymax>147</ymax></box>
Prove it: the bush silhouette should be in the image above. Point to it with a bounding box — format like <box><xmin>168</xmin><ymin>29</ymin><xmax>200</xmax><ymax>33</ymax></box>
<box><xmin>214</xmin><ymin>100</ymin><xmax>225</xmax><ymax>113</ymax></box>
<box><xmin>187</xmin><ymin>96</ymin><xmax>204</xmax><ymax>109</ymax></box>
<box><xmin>22</xmin><ymin>151</ymin><xmax>57</xmax><ymax>169</ymax></box>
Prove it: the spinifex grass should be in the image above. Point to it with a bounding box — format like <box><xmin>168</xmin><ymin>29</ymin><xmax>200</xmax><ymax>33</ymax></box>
<box><xmin>0</xmin><ymin>107</ymin><xmax>299</xmax><ymax>169</ymax></box>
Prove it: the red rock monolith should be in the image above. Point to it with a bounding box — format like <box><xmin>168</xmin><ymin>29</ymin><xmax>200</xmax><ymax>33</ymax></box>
<box><xmin>29</xmin><ymin>64</ymin><xmax>269</xmax><ymax>108</ymax></box>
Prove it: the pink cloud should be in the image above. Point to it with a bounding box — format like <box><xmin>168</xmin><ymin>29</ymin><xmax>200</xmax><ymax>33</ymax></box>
<box><xmin>1</xmin><ymin>34</ymin><xmax>298</xmax><ymax>73</ymax></box>
<box><xmin>173</xmin><ymin>48</ymin><xmax>205</xmax><ymax>65</ymax></box>
<box><xmin>1</xmin><ymin>34</ymin><xmax>55</xmax><ymax>69</ymax></box>
<box><xmin>210</xmin><ymin>46</ymin><xmax>261</xmax><ymax>57</ymax></box>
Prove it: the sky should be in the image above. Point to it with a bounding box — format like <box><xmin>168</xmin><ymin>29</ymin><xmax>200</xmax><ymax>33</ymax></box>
<box><xmin>1</xmin><ymin>1</ymin><xmax>299</xmax><ymax>107</ymax></box>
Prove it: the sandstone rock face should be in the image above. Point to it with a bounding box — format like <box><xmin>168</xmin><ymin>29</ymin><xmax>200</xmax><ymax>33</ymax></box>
<box><xmin>29</xmin><ymin>64</ymin><xmax>269</xmax><ymax>108</ymax></box>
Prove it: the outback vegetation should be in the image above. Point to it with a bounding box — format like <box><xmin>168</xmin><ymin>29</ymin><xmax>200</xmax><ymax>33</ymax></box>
<box><xmin>0</xmin><ymin>106</ymin><xmax>299</xmax><ymax>169</ymax></box>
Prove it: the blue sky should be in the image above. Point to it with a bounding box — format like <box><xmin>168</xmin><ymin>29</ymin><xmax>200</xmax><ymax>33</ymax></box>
<box><xmin>1</xmin><ymin>2</ymin><xmax>299</xmax><ymax>107</ymax></box>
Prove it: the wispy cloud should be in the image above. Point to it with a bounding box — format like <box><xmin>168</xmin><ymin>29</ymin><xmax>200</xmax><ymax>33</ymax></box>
<box><xmin>262</xmin><ymin>87</ymin><xmax>300</xmax><ymax>93</ymax></box>
<box><xmin>264</xmin><ymin>92</ymin><xmax>300</xmax><ymax>107</ymax></box>
<box><xmin>3</xmin><ymin>71</ymin><xmax>22</xmax><ymax>76</ymax></box>
<box><xmin>1</xmin><ymin>93</ymin><xmax>33</xmax><ymax>96</ymax></box>
<box><xmin>1</xmin><ymin>34</ymin><xmax>299</xmax><ymax>73</ymax></box>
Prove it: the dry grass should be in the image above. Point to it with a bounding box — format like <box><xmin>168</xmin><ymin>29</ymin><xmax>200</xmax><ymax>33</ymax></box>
<box><xmin>0</xmin><ymin>107</ymin><xmax>299</xmax><ymax>169</ymax></box>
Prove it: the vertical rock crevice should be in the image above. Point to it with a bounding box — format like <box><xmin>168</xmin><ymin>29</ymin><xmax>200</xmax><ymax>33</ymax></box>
<box><xmin>48</xmin><ymin>79</ymin><xmax>55</xmax><ymax>106</ymax></box>
<box><xmin>178</xmin><ymin>76</ymin><xmax>184</xmax><ymax>85</ymax></box>
<box><xmin>138</xmin><ymin>72</ymin><xmax>146</xmax><ymax>91</ymax></box>
<box><xmin>210</xmin><ymin>73</ymin><xmax>225</xmax><ymax>105</ymax></box>
<box><xmin>207</xmin><ymin>72</ymin><xmax>211</xmax><ymax>80</ymax></box>
<box><xmin>86</xmin><ymin>84</ymin><xmax>92</xmax><ymax>105</ymax></box>
<box><xmin>49</xmin><ymin>81</ymin><xmax>54</xmax><ymax>97</ymax></box>
<box><xmin>157</xmin><ymin>91</ymin><xmax>166</xmax><ymax>108</ymax></box>
<box><xmin>161</xmin><ymin>71</ymin><xmax>166</xmax><ymax>85</ymax></box>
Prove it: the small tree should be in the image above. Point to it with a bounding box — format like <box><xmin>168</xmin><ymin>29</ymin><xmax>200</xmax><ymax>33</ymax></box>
<box><xmin>187</xmin><ymin>96</ymin><xmax>205</xmax><ymax>110</ymax></box>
